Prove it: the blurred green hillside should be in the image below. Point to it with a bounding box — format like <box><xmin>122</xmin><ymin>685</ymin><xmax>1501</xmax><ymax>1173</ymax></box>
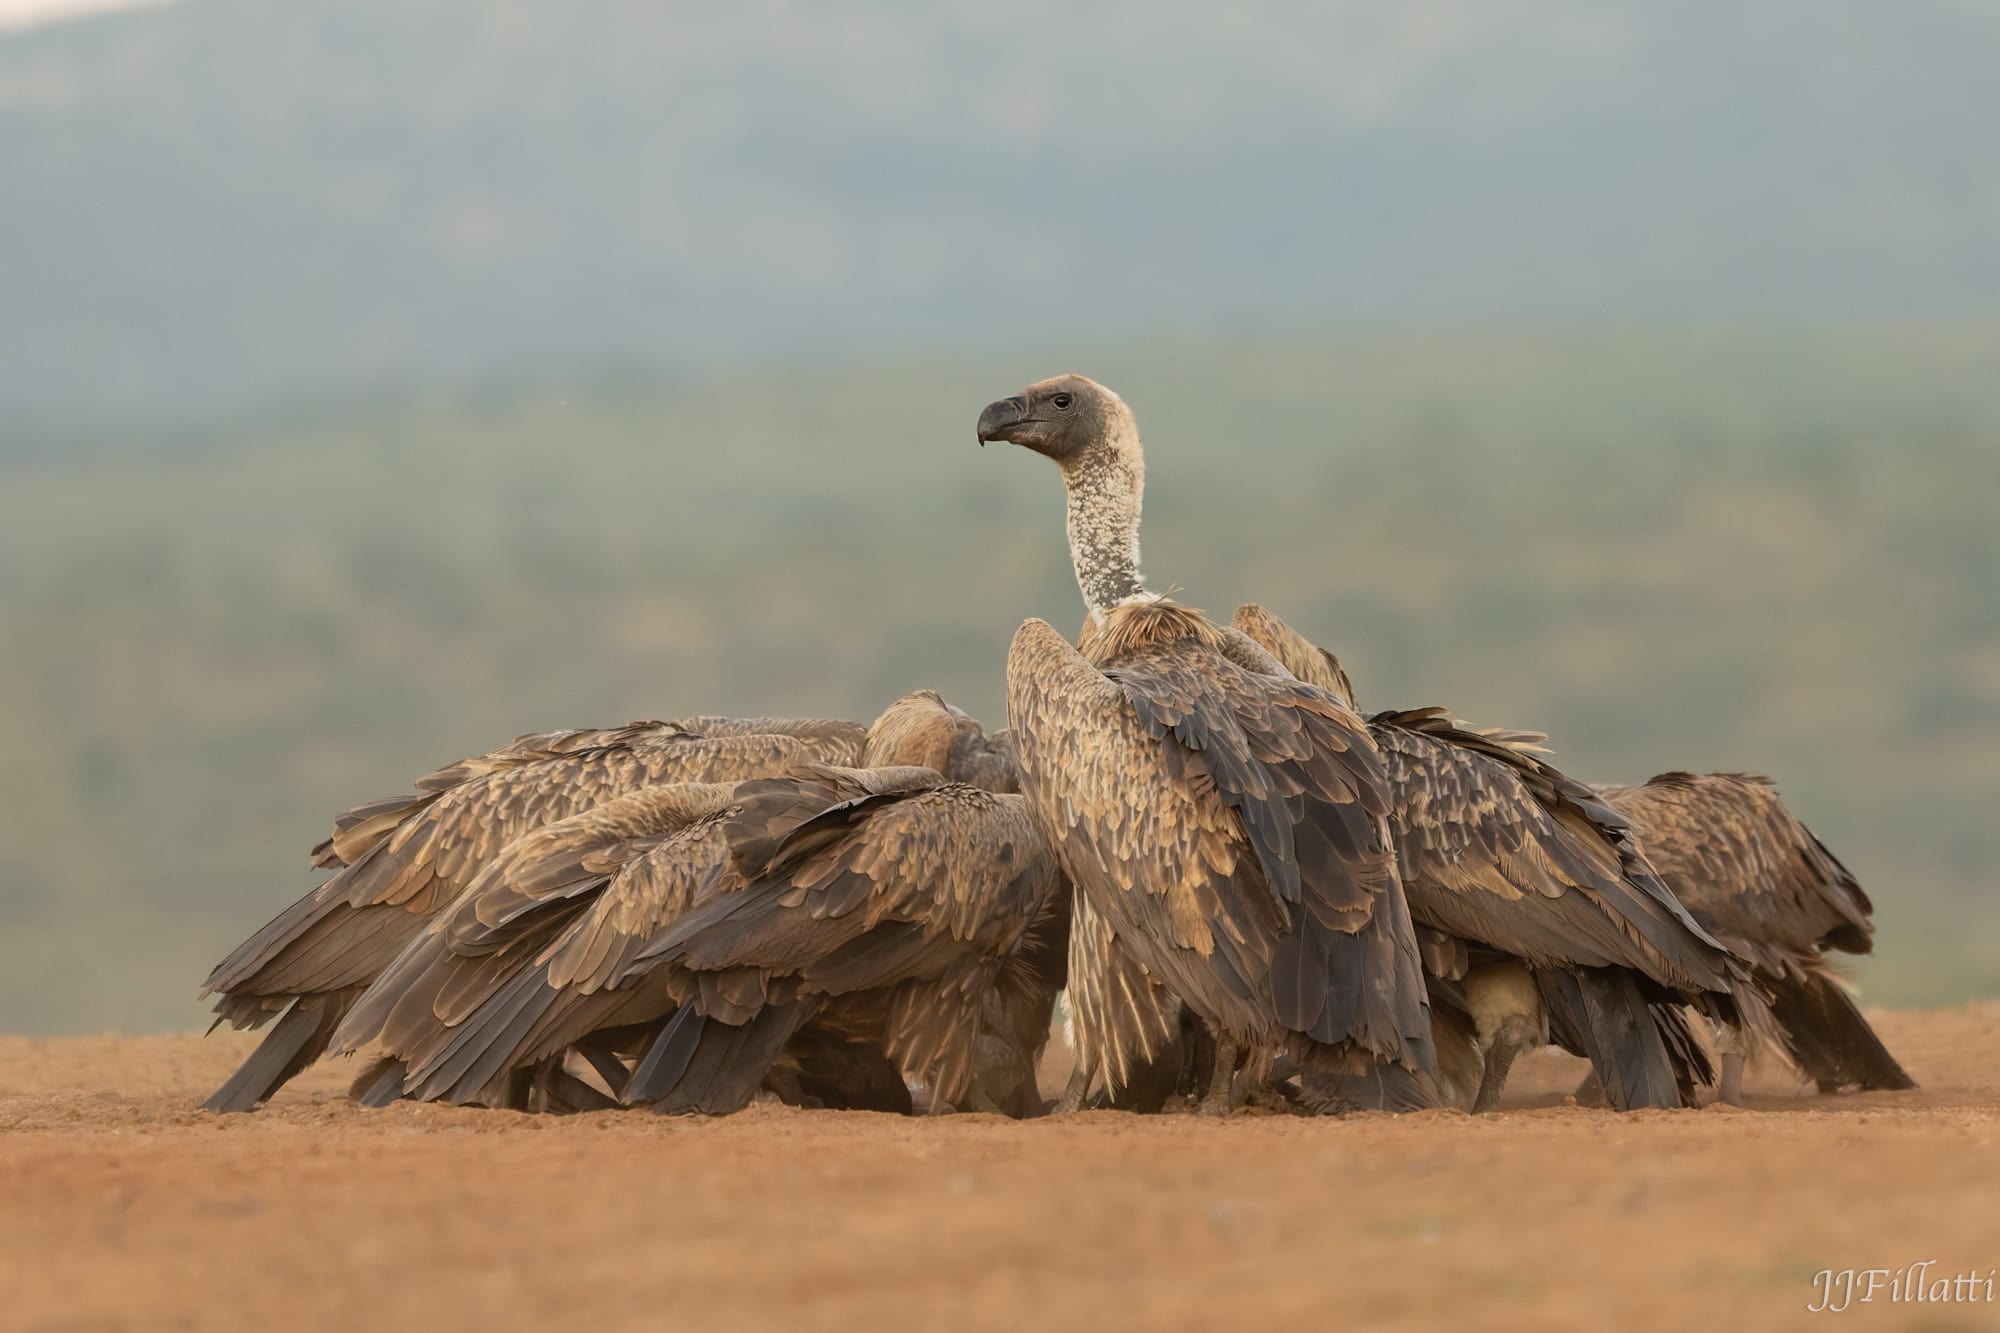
<box><xmin>3</xmin><ymin>325</ymin><xmax>1998</xmax><ymax>1034</ymax></box>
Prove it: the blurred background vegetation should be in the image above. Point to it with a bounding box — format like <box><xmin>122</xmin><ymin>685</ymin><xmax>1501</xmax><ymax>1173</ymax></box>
<box><xmin>1</xmin><ymin>2</ymin><xmax>1996</xmax><ymax>1033</ymax></box>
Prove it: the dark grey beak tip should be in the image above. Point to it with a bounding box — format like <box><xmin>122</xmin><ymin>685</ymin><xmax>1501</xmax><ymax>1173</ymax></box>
<box><xmin>976</xmin><ymin>396</ymin><xmax>1029</xmax><ymax>445</ymax></box>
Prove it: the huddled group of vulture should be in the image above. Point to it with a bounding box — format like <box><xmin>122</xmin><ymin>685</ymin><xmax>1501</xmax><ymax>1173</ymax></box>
<box><xmin>200</xmin><ymin>375</ymin><xmax>1915</xmax><ymax>1119</ymax></box>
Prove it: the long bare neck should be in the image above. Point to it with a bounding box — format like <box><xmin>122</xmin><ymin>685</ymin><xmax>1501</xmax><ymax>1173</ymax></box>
<box><xmin>1061</xmin><ymin>437</ymin><xmax>1147</xmax><ymax>619</ymax></box>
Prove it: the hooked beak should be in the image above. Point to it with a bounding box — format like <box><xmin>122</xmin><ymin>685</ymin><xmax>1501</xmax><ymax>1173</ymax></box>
<box><xmin>976</xmin><ymin>395</ymin><xmax>1031</xmax><ymax>446</ymax></box>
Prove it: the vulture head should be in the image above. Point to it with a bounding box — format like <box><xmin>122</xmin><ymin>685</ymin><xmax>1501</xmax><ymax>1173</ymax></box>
<box><xmin>861</xmin><ymin>690</ymin><xmax>961</xmax><ymax>773</ymax></box>
<box><xmin>978</xmin><ymin>374</ymin><xmax>1151</xmax><ymax>617</ymax></box>
<box><xmin>976</xmin><ymin>374</ymin><xmax>1139</xmax><ymax>472</ymax></box>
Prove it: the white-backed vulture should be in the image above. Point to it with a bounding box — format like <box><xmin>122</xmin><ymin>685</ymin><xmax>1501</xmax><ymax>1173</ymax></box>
<box><xmin>1229</xmin><ymin>604</ymin><xmax>1744</xmax><ymax>1111</ymax></box>
<box><xmin>199</xmin><ymin>706</ymin><xmax>1000</xmax><ymax>1112</ymax></box>
<box><xmin>328</xmin><ymin>692</ymin><xmax>1067</xmax><ymax>1115</ymax></box>
<box><xmin>1596</xmin><ymin>772</ymin><xmax>1914</xmax><ymax>1103</ymax></box>
<box><xmin>978</xmin><ymin>375</ymin><xmax>1434</xmax><ymax>1114</ymax></box>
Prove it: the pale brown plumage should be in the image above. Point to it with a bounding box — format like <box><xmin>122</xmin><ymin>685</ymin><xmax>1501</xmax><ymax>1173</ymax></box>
<box><xmin>330</xmin><ymin>781</ymin><xmax>746</xmax><ymax>1106</ymax></box>
<box><xmin>1014</xmin><ymin>605</ymin><xmax>1434</xmax><ymax>1099</ymax></box>
<box><xmin>1230</xmin><ymin>603</ymin><xmax>1742</xmax><ymax>1111</ymax></box>
<box><xmin>980</xmin><ymin>377</ymin><xmax>1436</xmax><ymax>1113</ymax></box>
<box><xmin>311</xmin><ymin>717</ymin><xmax>868</xmax><ymax>870</ymax></box>
<box><xmin>199</xmin><ymin>705</ymin><xmax>996</xmax><ymax>1112</ymax></box>
<box><xmin>624</xmin><ymin>766</ymin><xmax>1066</xmax><ymax>1113</ymax></box>
<box><xmin>1598</xmin><ymin>772</ymin><xmax>1914</xmax><ymax>1095</ymax></box>
<box><xmin>325</xmin><ymin>693</ymin><xmax>1064</xmax><ymax>1115</ymax></box>
<box><xmin>1060</xmin><ymin>889</ymin><xmax>1183</xmax><ymax>1103</ymax></box>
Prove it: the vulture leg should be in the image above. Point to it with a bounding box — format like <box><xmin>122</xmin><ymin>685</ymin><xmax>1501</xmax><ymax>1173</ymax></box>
<box><xmin>1472</xmin><ymin>1019</ymin><xmax>1534</xmax><ymax>1114</ymax></box>
<box><xmin>1177</xmin><ymin>1028</ymin><xmax>1204</xmax><ymax>1100</ymax></box>
<box><xmin>1718</xmin><ymin>1053</ymin><xmax>1746</xmax><ymax>1107</ymax></box>
<box><xmin>1466</xmin><ymin>964</ymin><xmax>1545</xmax><ymax>1114</ymax></box>
<box><xmin>1056</xmin><ymin>1063</ymin><xmax>1092</xmax><ymax>1114</ymax></box>
<box><xmin>1572</xmin><ymin>1071</ymin><xmax>1607</xmax><ymax>1107</ymax></box>
<box><xmin>1712</xmin><ymin>1017</ymin><xmax>1748</xmax><ymax>1106</ymax></box>
<box><xmin>1196</xmin><ymin>1034</ymin><xmax>1239</xmax><ymax>1117</ymax></box>
<box><xmin>1233</xmin><ymin>1043</ymin><xmax>1289</xmax><ymax>1112</ymax></box>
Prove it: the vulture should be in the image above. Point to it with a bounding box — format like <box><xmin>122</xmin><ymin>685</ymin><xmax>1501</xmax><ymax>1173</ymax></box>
<box><xmin>199</xmin><ymin>707</ymin><xmax>1010</xmax><ymax>1112</ymax></box>
<box><xmin>1596</xmin><ymin>772</ymin><xmax>1914</xmax><ymax>1104</ymax></box>
<box><xmin>332</xmin><ymin>691</ymin><xmax>1067</xmax><ymax>1115</ymax></box>
<box><xmin>1227</xmin><ymin>604</ymin><xmax>1744</xmax><ymax>1112</ymax></box>
<box><xmin>978</xmin><ymin>375</ymin><xmax>1434</xmax><ymax>1114</ymax></box>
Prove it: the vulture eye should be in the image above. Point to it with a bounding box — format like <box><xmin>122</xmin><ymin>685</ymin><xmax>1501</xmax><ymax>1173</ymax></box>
<box><xmin>1051</xmin><ymin>393</ymin><xmax>1074</xmax><ymax>410</ymax></box>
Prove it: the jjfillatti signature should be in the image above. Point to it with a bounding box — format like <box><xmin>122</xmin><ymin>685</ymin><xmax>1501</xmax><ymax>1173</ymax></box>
<box><xmin>1808</xmin><ymin>1264</ymin><xmax>1997</xmax><ymax>1313</ymax></box>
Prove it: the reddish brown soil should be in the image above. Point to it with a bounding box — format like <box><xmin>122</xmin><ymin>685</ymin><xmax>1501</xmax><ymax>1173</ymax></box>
<box><xmin>3</xmin><ymin>1007</ymin><xmax>1998</xmax><ymax>1332</ymax></box>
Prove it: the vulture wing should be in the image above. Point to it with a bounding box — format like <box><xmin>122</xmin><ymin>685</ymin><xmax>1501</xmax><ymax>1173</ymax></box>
<box><xmin>1229</xmin><ymin>602</ymin><xmax>1736</xmax><ymax>993</ymax></box>
<box><xmin>379</xmin><ymin>810</ymin><xmax>741</xmax><ymax>1106</ymax></box>
<box><xmin>1229</xmin><ymin>603</ymin><xmax>1358</xmax><ymax>707</ymax></box>
<box><xmin>1063</xmin><ymin>889</ymin><xmax>1181</xmax><ymax>1096</ymax></box>
<box><xmin>311</xmin><ymin>716</ymin><xmax>865</xmax><ymax>869</ymax></box>
<box><xmin>1006</xmin><ymin>613</ymin><xmax>1431</xmax><ymax>1077</ymax></box>
<box><xmin>1599</xmin><ymin>772</ymin><xmax>1873</xmax><ymax>971</ymax></box>
<box><xmin>631</xmin><ymin>780</ymin><xmax>1063</xmax><ymax>1106</ymax></box>
<box><xmin>328</xmin><ymin>783</ymin><xmax>739</xmax><ymax>1088</ymax></box>
<box><xmin>1370</xmin><ymin>710</ymin><xmax>1737</xmax><ymax>993</ymax></box>
<box><xmin>1599</xmin><ymin>772</ymin><xmax>1911</xmax><ymax>1092</ymax></box>
<box><xmin>199</xmin><ymin>731</ymin><xmax>828</xmax><ymax>1111</ymax></box>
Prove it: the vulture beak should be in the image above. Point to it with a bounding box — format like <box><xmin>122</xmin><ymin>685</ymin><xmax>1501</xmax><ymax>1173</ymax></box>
<box><xmin>976</xmin><ymin>395</ymin><xmax>1031</xmax><ymax>446</ymax></box>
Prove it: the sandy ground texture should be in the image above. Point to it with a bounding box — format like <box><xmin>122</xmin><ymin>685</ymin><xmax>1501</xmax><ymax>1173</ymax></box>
<box><xmin>3</xmin><ymin>1006</ymin><xmax>1998</xmax><ymax>1333</ymax></box>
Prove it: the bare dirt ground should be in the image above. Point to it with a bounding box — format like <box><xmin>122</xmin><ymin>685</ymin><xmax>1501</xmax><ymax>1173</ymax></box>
<box><xmin>3</xmin><ymin>1007</ymin><xmax>1997</xmax><ymax>1333</ymax></box>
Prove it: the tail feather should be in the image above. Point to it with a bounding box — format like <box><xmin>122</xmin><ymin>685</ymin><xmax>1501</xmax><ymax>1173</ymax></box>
<box><xmin>350</xmin><ymin>1057</ymin><xmax>409</xmax><ymax>1108</ymax></box>
<box><xmin>627</xmin><ymin>1002</ymin><xmax>814</xmax><ymax>1114</ymax></box>
<box><xmin>1539</xmin><ymin>969</ymin><xmax>1685</xmax><ymax>1111</ymax></box>
<box><xmin>1296</xmin><ymin>1039</ymin><xmax>1444</xmax><ymax>1112</ymax></box>
<box><xmin>1310</xmin><ymin>1058</ymin><xmax>1453</xmax><ymax>1112</ymax></box>
<box><xmin>625</xmin><ymin>1006</ymin><xmax>706</xmax><ymax>1105</ymax></box>
<box><xmin>1769</xmin><ymin>967</ymin><xmax>1916</xmax><ymax>1092</ymax></box>
<box><xmin>201</xmin><ymin>994</ymin><xmax>348</xmax><ymax>1113</ymax></box>
<box><xmin>1650</xmin><ymin>1002</ymin><xmax>1716</xmax><ymax>1103</ymax></box>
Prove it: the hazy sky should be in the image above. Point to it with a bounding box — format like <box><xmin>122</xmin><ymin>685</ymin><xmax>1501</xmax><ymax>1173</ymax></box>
<box><xmin>0</xmin><ymin>0</ymin><xmax>172</xmax><ymax>27</ymax></box>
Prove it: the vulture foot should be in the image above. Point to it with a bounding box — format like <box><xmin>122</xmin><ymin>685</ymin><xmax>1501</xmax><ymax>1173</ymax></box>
<box><xmin>1055</xmin><ymin>1064</ymin><xmax>1093</xmax><ymax>1114</ymax></box>
<box><xmin>1717</xmin><ymin>1052</ymin><xmax>1746</xmax><ymax>1108</ymax></box>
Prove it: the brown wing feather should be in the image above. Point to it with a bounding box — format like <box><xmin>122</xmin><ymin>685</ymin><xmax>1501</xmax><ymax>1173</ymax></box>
<box><xmin>311</xmin><ymin>717</ymin><xmax>864</xmax><ymax>868</ymax></box>
<box><xmin>633</xmin><ymin>783</ymin><xmax>1063</xmax><ymax>1102</ymax></box>
<box><xmin>389</xmin><ymin>814</ymin><xmax>741</xmax><ymax>1104</ymax></box>
<box><xmin>1008</xmin><ymin>610</ymin><xmax>1430</xmax><ymax>1075</ymax></box>
<box><xmin>329</xmin><ymin>783</ymin><xmax>737</xmax><ymax>1055</ymax></box>
<box><xmin>208</xmin><ymin>733</ymin><xmax>824</xmax><ymax>1002</ymax></box>
<box><xmin>1370</xmin><ymin>714</ymin><xmax>1736</xmax><ymax>992</ymax></box>
<box><xmin>1064</xmin><ymin>889</ymin><xmax>1181</xmax><ymax>1095</ymax></box>
<box><xmin>1599</xmin><ymin>773</ymin><xmax>1875</xmax><ymax>974</ymax></box>
<box><xmin>1229</xmin><ymin>603</ymin><xmax>1736</xmax><ymax>996</ymax></box>
<box><xmin>1229</xmin><ymin>604</ymin><xmax>1358</xmax><ymax>707</ymax></box>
